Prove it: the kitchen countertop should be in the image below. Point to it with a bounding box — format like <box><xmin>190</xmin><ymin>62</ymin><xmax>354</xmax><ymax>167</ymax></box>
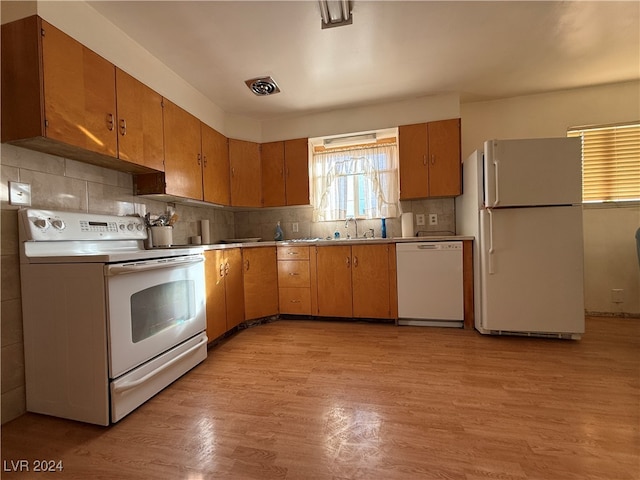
<box><xmin>199</xmin><ymin>235</ymin><xmax>473</xmax><ymax>250</ymax></box>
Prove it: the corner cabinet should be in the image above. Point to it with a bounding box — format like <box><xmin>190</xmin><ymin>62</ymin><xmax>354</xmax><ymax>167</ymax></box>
<box><xmin>399</xmin><ymin>118</ymin><xmax>461</xmax><ymax>200</ymax></box>
<box><xmin>262</xmin><ymin>138</ymin><xmax>310</xmax><ymax>207</ymax></box>
<box><xmin>230</xmin><ymin>139</ymin><xmax>262</xmax><ymax>207</ymax></box>
<box><xmin>315</xmin><ymin>244</ymin><xmax>397</xmax><ymax>319</ymax></box>
<box><xmin>243</xmin><ymin>247</ymin><xmax>279</xmax><ymax>320</ymax></box>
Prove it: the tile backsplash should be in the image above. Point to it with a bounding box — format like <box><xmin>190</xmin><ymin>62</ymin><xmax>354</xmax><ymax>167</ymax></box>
<box><xmin>0</xmin><ymin>143</ymin><xmax>456</xmax><ymax>424</ymax></box>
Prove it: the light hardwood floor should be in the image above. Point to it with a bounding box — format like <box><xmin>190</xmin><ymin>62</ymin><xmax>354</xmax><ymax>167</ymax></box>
<box><xmin>2</xmin><ymin>316</ymin><xmax>638</xmax><ymax>480</ymax></box>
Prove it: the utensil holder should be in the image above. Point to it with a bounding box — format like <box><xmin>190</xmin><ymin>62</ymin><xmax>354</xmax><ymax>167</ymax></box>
<box><xmin>150</xmin><ymin>226</ymin><xmax>173</xmax><ymax>247</ymax></box>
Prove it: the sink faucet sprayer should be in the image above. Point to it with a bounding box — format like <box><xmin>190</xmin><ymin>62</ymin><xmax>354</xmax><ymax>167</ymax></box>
<box><xmin>344</xmin><ymin>217</ymin><xmax>358</xmax><ymax>239</ymax></box>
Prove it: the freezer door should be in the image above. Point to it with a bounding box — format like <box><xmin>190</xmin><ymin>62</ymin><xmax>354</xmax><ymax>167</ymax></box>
<box><xmin>478</xmin><ymin>206</ymin><xmax>585</xmax><ymax>335</ymax></box>
<box><xmin>484</xmin><ymin>138</ymin><xmax>581</xmax><ymax>207</ymax></box>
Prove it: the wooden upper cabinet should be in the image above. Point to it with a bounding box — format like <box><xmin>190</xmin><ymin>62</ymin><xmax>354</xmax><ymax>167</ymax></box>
<box><xmin>229</xmin><ymin>139</ymin><xmax>262</xmax><ymax>207</ymax></box>
<box><xmin>162</xmin><ymin>99</ymin><xmax>203</xmax><ymax>200</ymax></box>
<box><xmin>399</xmin><ymin>118</ymin><xmax>461</xmax><ymax>199</ymax></box>
<box><xmin>1</xmin><ymin>16</ymin><xmax>120</xmax><ymax>159</ymax></box>
<box><xmin>284</xmin><ymin>138</ymin><xmax>310</xmax><ymax>206</ymax></box>
<box><xmin>201</xmin><ymin>123</ymin><xmax>230</xmax><ymax>205</ymax></box>
<box><xmin>261</xmin><ymin>141</ymin><xmax>286</xmax><ymax>207</ymax></box>
<box><xmin>399</xmin><ymin>123</ymin><xmax>429</xmax><ymax>200</ymax></box>
<box><xmin>41</xmin><ymin>20</ymin><xmax>117</xmax><ymax>158</ymax></box>
<box><xmin>115</xmin><ymin>68</ymin><xmax>164</xmax><ymax>171</ymax></box>
<box><xmin>428</xmin><ymin>118</ymin><xmax>461</xmax><ymax>197</ymax></box>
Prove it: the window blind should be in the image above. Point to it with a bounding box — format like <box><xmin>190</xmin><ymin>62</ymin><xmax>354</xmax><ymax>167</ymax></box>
<box><xmin>567</xmin><ymin>123</ymin><xmax>640</xmax><ymax>202</ymax></box>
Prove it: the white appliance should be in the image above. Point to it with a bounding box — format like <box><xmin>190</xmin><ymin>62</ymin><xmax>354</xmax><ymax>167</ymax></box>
<box><xmin>396</xmin><ymin>241</ymin><xmax>464</xmax><ymax>327</ymax></box>
<box><xmin>18</xmin><ymin>209</ymin><xmax>208</xmax><ymax>425</ymax></box>
<box><xmin>456</xmin><ymin>138</ymin><xmax>585</xmax><ymax>339</ymax></box>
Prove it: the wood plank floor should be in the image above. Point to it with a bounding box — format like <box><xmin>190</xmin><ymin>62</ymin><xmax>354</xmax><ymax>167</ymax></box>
<box><xmin>2</xmin><ymin>316</ymin><xmax>638</xmax><ymax>480</ymax></box>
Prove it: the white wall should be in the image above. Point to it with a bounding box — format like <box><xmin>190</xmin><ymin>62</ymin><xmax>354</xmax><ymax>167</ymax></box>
<box><xmin>461</xmin><ymin>81</ymin><xmax>640</xmax><ymax>315</ymax></box>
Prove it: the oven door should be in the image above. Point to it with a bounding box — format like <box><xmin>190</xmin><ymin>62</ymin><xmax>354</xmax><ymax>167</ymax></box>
<box><xmin>105</xmin><ymin>254</ymin><xmax>206</xmax><ymax>379</ymax></box>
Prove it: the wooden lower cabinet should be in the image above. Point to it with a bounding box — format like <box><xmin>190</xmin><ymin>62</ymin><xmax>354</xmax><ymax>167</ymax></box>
<box><xmin>277</xmin><ymin>246</ymin><xmax>313</xmax><ymax>315</ymax></box>
<box><xmin>243</xmin><ymin>247</ymin><xmax>279</xmax><ymax>320</ymax></box>
<box><xmin>204</xmin><ymin>248</ymin><xmax>244</xmax><ymax>342</ymax></box>
<box><xmin>315</xmin><ymin>244</ymin><xmax>396</xmax><ymax>319</ymax></box>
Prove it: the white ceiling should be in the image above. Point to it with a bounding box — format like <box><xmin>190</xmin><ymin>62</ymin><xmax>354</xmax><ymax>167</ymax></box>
<box><xmin>87</xmin><ymin>1</ymin><xmax>639</xmax><ymax>121</ymax></box>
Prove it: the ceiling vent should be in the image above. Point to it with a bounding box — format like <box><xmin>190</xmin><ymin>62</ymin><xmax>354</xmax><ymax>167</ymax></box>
<box><xmin>245</xmin><ymin>76</ymin><xmax>281</xmax><ymax>96</ymax></box>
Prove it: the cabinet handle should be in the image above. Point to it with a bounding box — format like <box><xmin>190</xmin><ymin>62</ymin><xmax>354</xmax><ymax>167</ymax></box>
<box><xmin>231</xmin><ymin>167</ymin><xmax>235</xmax><ymax>177</ymax></box>
<box><xmin>286</xmin><ymin>167</ymin><xmax>290</xmax><ymax>178</ymax></box>
<box><xmin>225</xmin><ymin>262</ymin><xmax>230</xmax><ymax>275</ymax></box>
<box><xmin>245</xmin><ymin>259</ymin><xmax>250</xmax><ymax>271</ymax></box>
<box><xmin>431</xmin><ymin>154</ymin><xmax>435</xmax><ymax>165</ymax></box>
<box><xmin>203</xmin><ymin>155</ymin><xmax>208</xmax><ymax>167</ymax></box>
<box><xmin>197</xmin><ymin>153</ymin><xmax>202</xmax><ymax>166</ymax></box>
<box><xmin>423</xmin><ymin>154</ymin><xmax>427</xmax><ymax>166</ymax></box>
<box><xmin>290</xmin><ymin>300</ymin><xmax>301</xmax><ymax>304</ymax></box>
<box><xmin>353</xmin><ymin>255</ymin><xmax>358</xmax><ymax>267</ymax></box>
<box><xmin>287</xmin><ymin>251</ymin><xmax>299</xmax><ymax>255</ymax></box>
<box><xmin>288</xmin><ymin>272</ymin><xmax>299</xmax><ymax>276</ymax></box>
<box><xmin>106</xmin><ymin>113</ymin><xmax>114</xmax><ymax>131</ymax></box>
<box><xmin>219</xmin><ymin>263</ymin><xmax>225</xmax><ymax>277</ymax></box>
<box><xmin>346</xmin><ymin>256</ymin><xmax>350</xmax><ymax>268</ymax></box>
<box><xmin>119</xmin><ymin>118</ymin><xmax>127</xmax><ymax>136</ymax></box>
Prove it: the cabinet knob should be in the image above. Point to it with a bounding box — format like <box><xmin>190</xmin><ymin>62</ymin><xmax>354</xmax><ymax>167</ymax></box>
<box><xmin>119</xmin><ymin>118</ymin><xmax>127</xmax><ymax>136</ymax></box>
<box><xmin>106</xmin><ymin>113</ymin><xmax>114</xmax><ymax>131</ymax></box>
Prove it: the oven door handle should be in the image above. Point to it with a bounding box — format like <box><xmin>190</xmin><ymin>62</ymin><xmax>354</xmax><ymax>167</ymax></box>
<box><xmin>106</xmin><ymin>255</ymin><xmax>204</xmax><ymax>276</ymax></box>
<box><xmin>112</xmin><ymin>335</ymin><xmax>208</xmax><ymax>393</ymax></box>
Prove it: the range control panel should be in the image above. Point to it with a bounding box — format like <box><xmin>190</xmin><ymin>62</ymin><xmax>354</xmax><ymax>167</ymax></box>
<box><xmin>20</xmin><ymin>209</ymin><xmax>147</xmax><ymax>241</ymax></box>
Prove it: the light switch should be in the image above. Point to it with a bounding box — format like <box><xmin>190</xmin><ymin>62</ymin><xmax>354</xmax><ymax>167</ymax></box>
<box><xmin>9</xmin><ymin>181</ymin><xmax>32</xmax><ymax>206</ymax></box>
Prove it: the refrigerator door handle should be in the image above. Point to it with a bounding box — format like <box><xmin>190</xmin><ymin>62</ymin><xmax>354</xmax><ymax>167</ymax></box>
<box><xmin>492</xmin><ymin>158</ymin><xmax>500</xmax><ymax>207</ymax></box>
<box><xmin>487</xmin><ymin>208</ymin><xmax>495</xmax><ymax>274</ymax></box>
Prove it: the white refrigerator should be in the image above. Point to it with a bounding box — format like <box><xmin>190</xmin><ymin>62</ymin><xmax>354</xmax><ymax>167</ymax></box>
<box><xmin>456</xmin><ymin>138</ymin><xmax>585</xmax><ymax>339</ymax></box>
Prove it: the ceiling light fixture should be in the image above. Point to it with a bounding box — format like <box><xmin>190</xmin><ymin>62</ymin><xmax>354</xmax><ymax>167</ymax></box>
<box><xmin>319</xmin><ymin>0</ymin><xmax>353</xmax><ymax>29</ymax></box>
<box><xmin>245</xmin><ymin>76</ymin><xmax>281</xmax><ymax>96</ymax></box>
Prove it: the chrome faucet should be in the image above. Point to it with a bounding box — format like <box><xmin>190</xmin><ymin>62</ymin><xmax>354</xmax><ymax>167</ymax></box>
<box><xmin>344</xmin><ymin>217</ymin><xmax>358</xmax><ymax>239</ymax></box>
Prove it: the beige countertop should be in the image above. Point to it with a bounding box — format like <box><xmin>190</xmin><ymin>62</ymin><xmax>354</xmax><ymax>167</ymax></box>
<box><xmin>200</xmin><ymin>235</ymin><xmax>473</xmax><ymax>250</ymax></box>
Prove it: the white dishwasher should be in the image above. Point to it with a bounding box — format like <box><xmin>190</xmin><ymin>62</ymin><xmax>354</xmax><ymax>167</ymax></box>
<box><xmin>396</xmin><ymin>241</ymin><xmax>464</xmax><ymax>327</ymax></box>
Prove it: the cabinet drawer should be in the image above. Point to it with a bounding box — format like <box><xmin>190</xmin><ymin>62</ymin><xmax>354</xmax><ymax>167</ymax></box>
<box><xmin>277</xmin><ymin>246</ymin><xmax>310</xmax><ymax>260</ymax></box>
<box><xmin>279</xmin><ymin>288</ymin><xmax>311</xmax><ymax>315</ymax></box>
<box><xmin>278</xmin><ymin>260</ymin><xmax>310</xmax><ymax>287</ymax></box>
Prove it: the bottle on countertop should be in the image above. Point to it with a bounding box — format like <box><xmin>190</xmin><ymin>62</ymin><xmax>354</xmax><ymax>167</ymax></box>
<box><xmin>381</xmin><ymin>217</ymin><xmax>387</xmax><ymax>238</ymax></box>
<box><xmin>274</xmin><ymin>221</ymin><xmax>284</xmax><ymax>241</ymax></box>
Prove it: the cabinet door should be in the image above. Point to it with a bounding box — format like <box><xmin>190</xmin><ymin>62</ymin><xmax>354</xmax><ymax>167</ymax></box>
<box><xmin>428</xmin><ymin>118</ymin><xmax>461</xmax><ymax>197</ymax></box>
<box><xmin>204</xmin><ymin>250</ymin><xmax>228</xmax><ymax>341</ymax></box>
<box><xmin>42</xmin><ymin>20</ymin><xmax>117</xmax><ymax>157</ymax></box>
<box><xmin>352</xmin><ymin>244</ymin><xmax>391</xmax><ymax>318</ymax></box>
<box><xmin>202</xmin><ymin>123</ymin><xmax>230</xmax><ymax>206</ymax></box>
<box><xmin>115</xmin><ymin>68</ymin><xmax>164</xmax><ymax>171</ymax></box>
<box><xmin>261</xmin><ymin>141</ymin><xmax>286</xmax><ymax>207</ymax></box>
<box><xmin>243</xmin><ymin>247</ymin><xmax>279</xmax><ymax>320</ymax></box>
<box><xmin>284</xmin><ymin>138</ymin><xmax>310</xmax><ymax>206</ymax></box>
<box><xmin>230</xmin><ymin>139</ymin><xmax>262</xmax><ymax>207</ymax></box>
<box><xmin>163</xmin><ymin>99</ymin><xmax>203</xmax><ymax>199</ymax></box>
<box><xmin>225</xmin><ymin>248</ymin><xmax>245</xmax><ymax>330</ymax></box>
<box><xmin>398</xmin><ymin>123</ymin><xmax>429</xmax><ymax>200</ymax></box>
<box><xmin>316</xmin><ymin>246</ymin><xmax>352</xmax><ymax>317</ymax></box>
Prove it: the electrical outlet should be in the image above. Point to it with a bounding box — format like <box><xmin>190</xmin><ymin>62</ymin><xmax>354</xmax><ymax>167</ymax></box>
<box><xmin>292</xmin><ymin>222</ymin><xmax>299</xmax><ymax>233</ymax></box>
<box><xmin>416</xmin><ymin>214</ymin><xmax>425</xmax><ymax>226</ymax></box>
<box><xmin>429</xmin><ymin>213</ymin><xmax>438</xmax><ymax>225</ymax></box>
<box><xmin>611</xmin><ymin>289</ymin><xmax>624</xmax><ymax>303</ymax></box>
<box><xmin>9</xmin><ymin>181</ymin><xmax>31</xmax><ymax>206</ymax></box>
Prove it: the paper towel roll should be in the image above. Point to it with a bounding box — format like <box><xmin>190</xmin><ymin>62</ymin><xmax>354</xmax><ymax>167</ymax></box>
<box><xmin>401</xmin><ymin>213</ymin><xmax>414</xmax><ymax>238</ymax></box>
<box><xmin>200</xmin><ymin>220</ymin><xmax>211</xmax><ymax>244</ymax></box>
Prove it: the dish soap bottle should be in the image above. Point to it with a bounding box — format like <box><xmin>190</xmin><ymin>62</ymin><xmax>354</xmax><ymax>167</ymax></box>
<box><xmin>274</xmin><ymin>221</ymin><xmax>284</xmax><ymax>241</ymax></box>
<box><xmin>381</xmin><ymin>217</ymin><xmax>387</xmax><ymax>238</ymax></box>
